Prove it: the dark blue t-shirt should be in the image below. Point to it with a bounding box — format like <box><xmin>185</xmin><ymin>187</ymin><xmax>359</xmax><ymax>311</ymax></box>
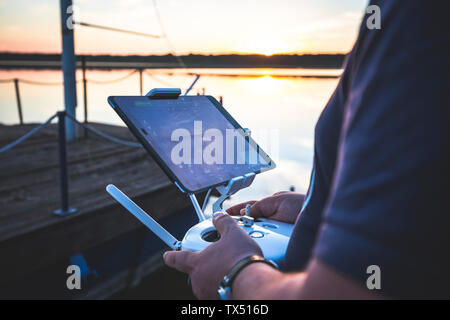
<box><xmin>284</xmin><ymin>0</ymin><xmax>450</xmax><ymax>298</ymax></box>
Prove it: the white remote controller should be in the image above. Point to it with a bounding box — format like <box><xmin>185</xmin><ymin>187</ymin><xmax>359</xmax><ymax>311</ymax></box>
<box><xmin>106</xmin><ymin>184</ymin><xmax>293</xmax><ymax>263</ymax></box>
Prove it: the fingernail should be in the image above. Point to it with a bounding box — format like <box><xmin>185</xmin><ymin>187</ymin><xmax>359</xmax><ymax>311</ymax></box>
<box><xmin>213</xmin><ymin>211</ymin><xmax>226</xmax><ymax>220</ymax></box>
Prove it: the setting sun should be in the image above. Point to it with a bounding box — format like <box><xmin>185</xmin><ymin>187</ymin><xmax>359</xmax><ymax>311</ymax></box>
<box><xmin>236</xmin><ymin>38</ymin><xmax>302</xmax><ymax>56</ymax></box>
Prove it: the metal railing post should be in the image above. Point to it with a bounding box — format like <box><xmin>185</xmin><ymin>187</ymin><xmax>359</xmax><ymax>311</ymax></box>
<box><xmin>60</xmin><ymin>0</ymin><xmax>77</xmax><ymax>142</ymax></box>
<box><xmin>54</xmin><ymin>111</ymin><xmax>77</xmax><ymax>216</ymax></box>
<box><xmin>14</xmin><ymin>79</ymin><xmax>23</xmax><ymax>125</ymax></box>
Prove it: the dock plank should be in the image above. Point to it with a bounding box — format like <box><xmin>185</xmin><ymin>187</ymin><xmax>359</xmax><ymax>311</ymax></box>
<box><xmin>0</xmin><ymin>122</ymin><xmax>172</xmax><ymax>239</ymax></box>
<box><xmin>0</xmin><ymin>122</ymin><xmax>199</xmax><ymax>287</ymax></box>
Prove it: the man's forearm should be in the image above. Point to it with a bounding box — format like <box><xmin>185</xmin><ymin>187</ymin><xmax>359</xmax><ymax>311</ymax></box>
<box><xmin>231</xmin><ymin>263</ymin><xmax>306</xmax><ymax>300</ymax></box>
<box><xmin>231</xmin><ymin>258</ymin><xmax>382</xmax><ymax>300</ymax></box>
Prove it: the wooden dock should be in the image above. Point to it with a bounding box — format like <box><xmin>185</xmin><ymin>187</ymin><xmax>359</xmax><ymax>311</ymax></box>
<box><xmin>0</xmin><ymin>122</ymin><xmax>203</xmax><ymax>298</ymax></box>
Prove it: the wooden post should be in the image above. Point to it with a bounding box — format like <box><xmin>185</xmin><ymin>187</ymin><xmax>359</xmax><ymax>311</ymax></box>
<box><xmin>57</xmin><ymin>112</ymin><xmax>69</xmax><ymax>212</ymax></box>
<box><xmin>53</xmin><ymin>112</ymin><xmax>77</xmax><ymax>216</ymax></box>
<box><xmin>139</xmin><ymin>68</ymin><xmax>143</xmax><ymax>95</ymax></box>
<box><xmin>14</xmin><ymin>79</ymin><xmax>23</xmax><ymax>125</ymax></box>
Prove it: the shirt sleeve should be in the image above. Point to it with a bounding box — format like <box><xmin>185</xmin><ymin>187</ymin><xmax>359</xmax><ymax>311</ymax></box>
<box><xmin>314</xmin><ymin>0</ymin><xmax>450</xmax><ymax>298</ymax></box>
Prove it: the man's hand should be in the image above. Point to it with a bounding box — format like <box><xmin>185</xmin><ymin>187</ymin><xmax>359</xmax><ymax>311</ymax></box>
<box><xmin>227</xmin><ymin>191</ymin><xmax>305</xmax><ymax>224</ymax></box>
<box><xmin>163</xmin><ymin>210</ymin><xmax>381</xmax><ymax>300</ymax></box>
<box><xmin>163</xmin><ymin>212</ymin><xmax>262</xmax><ymax>299</ymax></box>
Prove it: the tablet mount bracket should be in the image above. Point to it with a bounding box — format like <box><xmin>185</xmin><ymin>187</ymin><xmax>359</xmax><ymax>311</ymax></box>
<box><xmin>187</xmin><ymin>172</ymin><xmax>256</xmax><ymax>222</ymax></box>
<box><xmin>146</xmin><ymin>88</ymin><xmax>181</xmax><ymax>99</ymax></box>
<box><xmin>212</xmin><ymin>172</ymin><xmax>255</xmax><ymax>213</ymax></box>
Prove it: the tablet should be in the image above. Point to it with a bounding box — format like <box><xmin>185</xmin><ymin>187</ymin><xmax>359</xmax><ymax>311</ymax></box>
<box><xmin>108</xmin><ymin>95</ymin><xmax>275</xmax><ymax>193</ymax></box>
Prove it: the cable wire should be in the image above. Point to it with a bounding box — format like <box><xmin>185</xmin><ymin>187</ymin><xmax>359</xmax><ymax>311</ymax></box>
<box><xmin>74</xmin><ymin>21</ymin><xmax>161</xmax><ymax>39</ymax></box>
<box><xmin>152</xmin><ymin>0</ymin><xmax>187</xmax><ymax>69</ymax></box>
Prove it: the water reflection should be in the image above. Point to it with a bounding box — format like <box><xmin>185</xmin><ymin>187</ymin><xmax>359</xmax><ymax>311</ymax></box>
<box><xmin>0</xmin><ymin>68</ymin><xmax>340</xmax><ymax>204</ymax></box>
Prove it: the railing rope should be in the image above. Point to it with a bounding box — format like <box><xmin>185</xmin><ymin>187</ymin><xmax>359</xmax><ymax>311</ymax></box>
<box><xmin>0</xmin><ymin>111</ymin><xmax>140</xmax><ymax>154</ymax></box>
<box><xmin>0</xmin><ymin>70</ymin><xmax>137</xmax><ymax>86</ymax></box>
<box><xmin>86</xmin><ymin>69</ymin><xmax>138</xmax><ymax>84</ymax></box>
<box><xmin>144</xmin><ymin>70</ymin><xmax>179</xmax><ymax>88</ymax></box>
<box><xmin>0</xmin><ymin>113</ymin><xmax>58</xmax><ymax>153</ymax></box>
<box><xmin>0</xmin><ymin>110</ymin><xmax>142</xmax><ymax>217</ymax></box>
<box><xmin>19</xmin><ymin>79</ymin><xmax>65</xmax><ymax>86</ymax></box>
<box><xmin>64</xmin><ymin>113</ymin><xmax>141</xmax><ymax>148</ymax></box>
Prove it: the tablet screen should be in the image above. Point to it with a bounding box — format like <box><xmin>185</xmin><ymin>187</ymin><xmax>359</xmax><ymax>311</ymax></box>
<box><xmin>111</xmin><ymin>96</ymin><xmax>274</xmax><ymax>192</ymax></box>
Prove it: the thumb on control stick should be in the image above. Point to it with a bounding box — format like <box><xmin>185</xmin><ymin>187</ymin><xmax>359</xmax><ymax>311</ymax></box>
<box><xmin>212</xmin><ymin>212</ymin><xmax>237</xmax><ymax>236</ymax></box>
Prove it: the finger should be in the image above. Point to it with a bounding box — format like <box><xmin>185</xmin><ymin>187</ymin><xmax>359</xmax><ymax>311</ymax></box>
<box><xmin>272</xmin><ymin>191</ymin><xmax>290</xmax><ymax>196</ymax></box>
<box><xmin>240</xmin><ymin>196</ymin><xmax>278</xmax><ymax>218</ymax></box>
<box><xmin>226</xmin><ymin>200</ymin><xmax>257</xmax><ymax>216</ymax></box>
<box><xmin>212</xmin><ymin>211</ymin><xmax>238</xmax><ymax>236</ymax></box>
<box><xmin>163</xmin><ymin>250</ymin><xmax>196</xmax><ymax>274</ymax></box>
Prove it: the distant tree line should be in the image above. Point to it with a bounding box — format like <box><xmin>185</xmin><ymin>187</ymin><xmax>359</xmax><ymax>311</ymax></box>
<box><xmin>0</xmin><ymin>52</ymin><xmax>346</xmax><ymax>69</ymax></box>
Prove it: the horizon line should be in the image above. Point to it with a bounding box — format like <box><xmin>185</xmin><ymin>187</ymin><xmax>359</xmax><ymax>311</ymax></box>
<box><xmin>0</xmin><ymin>51</ymin><xmax>348</xmax><ymax>57</ymax></box>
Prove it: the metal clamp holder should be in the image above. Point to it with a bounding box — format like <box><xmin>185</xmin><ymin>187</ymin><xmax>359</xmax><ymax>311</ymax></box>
<box><xmin>213</xmin><ymin>172</ymin><xmax>255</xmax><ymax>213</ymax></box>
<box><xmin>187</xmin><ymin>172</ymin><xmax>256</xmax><ymax>223</ymax></box>
<box><xmin>146</xmin><ymin>88</ymin><xmax>181</xmax><ymax>99</ymax></box>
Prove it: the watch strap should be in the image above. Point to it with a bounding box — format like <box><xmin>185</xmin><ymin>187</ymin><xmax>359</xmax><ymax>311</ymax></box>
<box><xmin>218</xmin><ymin>255</ymin><xmax>278</xmax><ymax>299</ymax></box>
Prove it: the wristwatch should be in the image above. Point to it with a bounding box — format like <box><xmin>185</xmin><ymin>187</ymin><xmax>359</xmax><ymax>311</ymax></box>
<box><xmin>217</xmin><ymin>255</ymin><xmax>279</xmax><ymax>300</ymax></box>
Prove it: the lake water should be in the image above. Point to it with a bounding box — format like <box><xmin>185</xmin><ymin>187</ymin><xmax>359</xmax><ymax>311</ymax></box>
<box><xmin>0</xmin><ymin>68</ymin><xmax>340</xmax><ymax>208</ymax></box>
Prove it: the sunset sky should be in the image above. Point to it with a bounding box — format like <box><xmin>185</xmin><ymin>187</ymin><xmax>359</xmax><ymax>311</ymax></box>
<box><xmin>0</xmin><ymin>0</ymin><xmax>368</xmax><ymax>55</ymax></box>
